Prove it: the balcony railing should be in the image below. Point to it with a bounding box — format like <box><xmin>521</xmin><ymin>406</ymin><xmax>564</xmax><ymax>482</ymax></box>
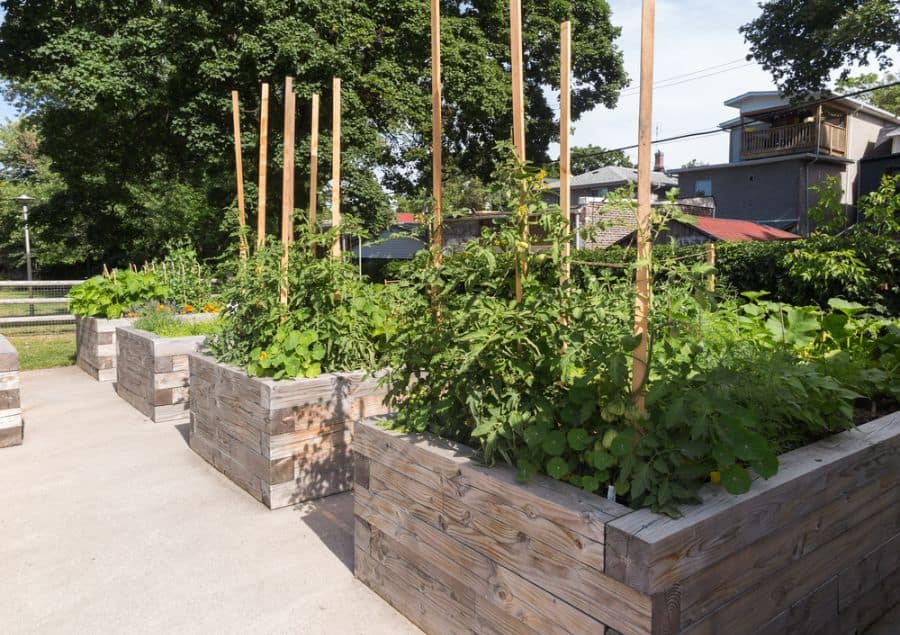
<box><xmin>741</xmin><ymin>121</ymin><xmax>847</xmax><ymax>160</ymax></box>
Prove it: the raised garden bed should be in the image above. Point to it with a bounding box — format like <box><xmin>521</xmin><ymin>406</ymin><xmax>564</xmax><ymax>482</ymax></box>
<box><xmin>75</xmin><ymin>316</ymin><xmax>136</xmax><ymax>382</ymax></box>
<box><xmin>115</xmin><ymin>315</ymin><xmax>216</xmax><ymax>424</ymax></box>
<box><xmin>0</xmin><ymin>335</ymin><xmax>23</xmax><ymax>448</ymax></box>
<box><xmin>353</xmin><ymin>412</ymin><xmax>900</xmax><ymax>635</ymax></box>
<box><xmin>189</xmin><ymin>352</ymin><xmax>390</xmax><ymax>509</ymax></box>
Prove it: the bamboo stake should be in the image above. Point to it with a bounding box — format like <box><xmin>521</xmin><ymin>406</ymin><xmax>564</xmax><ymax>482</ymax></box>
<box><xmin>431</xmin><ymin>0</ymin><xmax>443</xmax><ymax>266</ymax></box>
<box><xmin>331</xmin><ymin>77</ymin><xmax>342</xmax><ymax>260</ymax></box>
<box><xmin>559</xmin><ymin>20</ymin><xmax>572</xmax><ymax>284</ymax></box>
<box><xmin>510</xmin><ymin>0</ymin><xmax>527</xmax><ymax>304</ymax></box>
<box><xmin>632</xmin><ymin>0</ymin><xmax>656</xmax><ymax>415</ymax></box>
<box><xmin>280</xmin><ymin>77</ymin><xmax>296</xmax><ymax>307</ymax></box>
<box><xmin>231</xmin><ymin>91</ymin><xmax>249</xmax><ymax>259</ymax></box>
<box><xmin>706</xmin><ymin>241</ymin><xmax>716</xmax><ymax>292</ymax></box>
<box><xmin>309</xmin><ymin>94</ymin><xmax>320</xmax><ymax>237</ymax></box>
<box><xmin>257</xmin><ymin>83</ymin><xmax>269</xmax><ymax>250</ymax></box>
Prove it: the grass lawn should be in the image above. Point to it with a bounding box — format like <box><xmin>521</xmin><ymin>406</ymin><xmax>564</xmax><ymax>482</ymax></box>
<box><xmin>6</xmin><ymin>333</ymin><xmax>76</xmax><ymax>370</ymax></box>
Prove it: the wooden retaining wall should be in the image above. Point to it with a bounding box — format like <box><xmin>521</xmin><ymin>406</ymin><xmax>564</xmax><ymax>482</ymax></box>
<box><xmin>115</xmin><ymin>326</ymin><xmax>208</xmax><ymax>424</ymax></box>
<box><xmin>0</xmin><ymin>335</ymin><xmax>23</xmax><ymax>448</ymax></box>
<box><xmin>75</xmin><ymin>316</ymin><xmax>136</xmax><ymax>382</ymax></box>
<box><xmin>353</xmin><ymin>412</ymin><xmax>900</xmax><ymax>635</ymax></box>
<box><xmin>189</xmin><ymin>353</ymin><xmax>390</xmax><ymax>509</ymax></box>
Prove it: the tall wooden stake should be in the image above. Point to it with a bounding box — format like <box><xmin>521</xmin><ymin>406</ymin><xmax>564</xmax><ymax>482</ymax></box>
<box><xmin>632</xmin><ymin>0</ymin><xmax>656</xmax><ymax>414</ymax></box>
<box><xmin>231</xmin><ymin>91</ymin><xmax>249</xmax><ymax>259</ymax></box>
<box><xmin>257</xmin><ymin>83</ymin><xmax>269</xmax><ymax>250</ymax></box>
<box><xmin>280</xmin><ymin>77</ymin><xmax>296</xmax><ymax>306</ymax></box>
<box><xmin>331</xmin><ymin>77</ymin><xmax>342</xmax><ymax>260</ymax></box>
<box><xmin>559</xmin><ymin>21</ymin><xmax>572</xmax><ymax>284</ymax></box>
<box><xmin>510</xmin><ymin>0</ymin><xmax>527</xmax><ymax>304</ymax></box>
<box><xmin>510</xmin><ymin>0</ymin><xmax>526</xmax><ymax>162</ymax></box>
<box><xmin>309</xmin><ymin>94</ymin><xmax>320</xmax><ymax>237</ymax></box>
<box><xmin>431</xmin><ymin>0</ymin><xmax>443</xmax><ymax>266</ymax></box>
<box><xmin>706</xmin><ymin>242</ymin><xmax>716</xmax><ymax>292</ymax></box>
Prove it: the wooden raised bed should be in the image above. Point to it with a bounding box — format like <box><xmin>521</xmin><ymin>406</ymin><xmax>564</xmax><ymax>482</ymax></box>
<box><xmin>189</xmin><ymin>352</ymin><xmax>390</xmax><ymax>509</ymax></box>
<box><xmin>115</xmin><ymin>317</ymin><xmax>215</xmax><ymax>424</ymax></box>
<box><xmin>0</xmin><ymin>335</ymin><xmax>23</xmax><ymax>448</ymax></box>
<box><xmin>353</xmin><ymin>412</ymin><xmax>900</xmax><ymax>635</ymax></box>
<box><xmin>75</xmin><ymin>316</ymin><xmax>136</xmax><ymax>382</ymax></box>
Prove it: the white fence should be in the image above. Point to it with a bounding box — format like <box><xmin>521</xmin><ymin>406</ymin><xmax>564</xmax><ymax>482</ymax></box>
<box><xmin>0</xmin><ymin>280</ymin><xmax>82</xmax><ymax>333</ymax></box>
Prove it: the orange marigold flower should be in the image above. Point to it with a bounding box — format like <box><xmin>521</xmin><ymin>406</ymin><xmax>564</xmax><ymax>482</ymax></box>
<box><xmin>184</xmin><ymin>304</ymin><xmax>194</xmax><ymax>313</ymax></box>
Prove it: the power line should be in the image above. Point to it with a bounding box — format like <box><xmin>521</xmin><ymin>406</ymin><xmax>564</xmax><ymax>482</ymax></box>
<box><xmin>619</xmin><ymin>63</ymin><xmax>755</xmax><ymax>96</ymax></box>
<box><xmin>620</xmin><ymin>60</ymin><xmax>751</xmax><ymax>95</ymax></box>
<box><xmin>559</xmin><ymin>81</ymin><xmax>900</xmax><ymax>161</ymax></box>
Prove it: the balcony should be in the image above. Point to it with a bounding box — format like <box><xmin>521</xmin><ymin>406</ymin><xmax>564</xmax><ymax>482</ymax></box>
<box><xmin>741</xmin><ymin>121</ymin><xmax>847</xmax><ymax>161</ymax></box>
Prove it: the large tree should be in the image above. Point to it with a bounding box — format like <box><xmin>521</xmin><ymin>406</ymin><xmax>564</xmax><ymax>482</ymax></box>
<box><xmin>0</xmin><ymin>0</ymin><xmax>626</xmax><ymax>265</ymax></box>
<box><xmin>836</xmin><ymin>73</ymin><xmax>900</xmax><ymax>115</ymax></box>
<box><xmin>741</xmin><ymin>0</ymin><xmax>899</xmax><ymax>96</ymax></box>
<box><xmin>570</xmin><ymin>144</ymin><xmax>634</xmax><ymax>174</ymax></box>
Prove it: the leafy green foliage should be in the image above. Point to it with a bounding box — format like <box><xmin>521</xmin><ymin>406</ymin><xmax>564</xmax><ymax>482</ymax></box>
<box><xmin>383</xmin><ymin>156</ymin><xmax>899</xmax><ymax>516</ymax></box>
<box><xmin>207</xmin><ymin>226</ymin><xmax>395</xmax><ymax>380</ymax></box>
<box><xmin>836</xmin><ymin>72</ymin><xmax>900</xmax><ymax>116</ymax></box>
<box><xmin>133</xmin><ymin>307</ymin><xmax>221</xmax><ymax>338</ymax></box>
<box><xmin>151</xmin><ymin>239</ymin><xmax>218</xmax><ymax>310</ymax></box>
<box><xmin>69</xmin><ymin>270</ymin><xmax>169</xmax><ymax>319</ymax></box>
<box><xmin>741</xmin><ymin>0</ymin><xmax>900</xmax><ymax>95</ymax></box>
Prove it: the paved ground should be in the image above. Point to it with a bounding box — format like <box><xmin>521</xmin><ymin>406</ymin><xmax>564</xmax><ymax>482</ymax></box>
<box><xmin>0</xmin><ymin>366</ymin><xmax>420</xmax><ymax>635</ymax></box>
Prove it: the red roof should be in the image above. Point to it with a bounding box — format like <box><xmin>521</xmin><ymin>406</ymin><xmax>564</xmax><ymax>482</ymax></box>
<box><xmin>396</xmin><ymin>212</ymin><xmax>418</xmax><ymax>223</ymax></box>
<box><xmin>691</xmin><ymin>217</ymin><xmax>800</xmax><ymax>242</ymax></box>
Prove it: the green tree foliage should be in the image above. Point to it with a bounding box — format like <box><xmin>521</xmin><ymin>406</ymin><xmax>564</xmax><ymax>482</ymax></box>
<box><xmin>570</xmin><ymin>144</ymin><xmax>634</xmax><ymax>173</ymax></box>
<box><xmin>0</xmin><ymin>0</ymin><xmax>626</xmax><ymax>265</ymax></box>
<box><xmin>741</xmin><ymin>0</ymin><xmax>900</xmax><ymax>95</ymax></box>
<box><xmin>836</xmin><ymin>72</ymin><xmax>900</xmax><ymax>115</ymax></box>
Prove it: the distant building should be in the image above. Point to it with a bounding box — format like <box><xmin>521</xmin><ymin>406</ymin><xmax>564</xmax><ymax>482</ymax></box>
<box><xmin>858</xmin><ymin>126</ymin><xmax>900</xmax><ymax>204</ymax></box>
<box><xmin>670</xmin><ymin>91</ymin><xmax>900</xmax><ymax>234</ymax></box>
<box><xmin>547</xmin><ymin>151</ymin><xmax>678</xmax><ymax>206</ymax></box>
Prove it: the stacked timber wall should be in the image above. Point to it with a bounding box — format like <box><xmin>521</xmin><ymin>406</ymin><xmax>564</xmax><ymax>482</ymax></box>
<box><xmin>189</xmin><ymin>353</ymin><xmax>389</xmax><ymax>509</ymax></box>
<box><xmin>0</xmin><ymin>335</ymin><xmax>22</xmax><ymax>448</ymax></box>
<box><xmin>353</xmin><ymin>412</ymin><xmax>900</xmax><ymax>635</ymax></box>
<box><xmin>115</xmin><ymin>326</ymin><xmax>208</xmax><ymax>424</ymax></box>
<box><xmin>75</xmin><ymin>316</ymin><xmax>136</xmax><ymax>382</ymax></box>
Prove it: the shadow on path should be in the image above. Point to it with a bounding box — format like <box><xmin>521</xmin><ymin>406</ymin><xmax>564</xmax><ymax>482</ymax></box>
<box><xmin>293</xmin><ymin>492</ymin><xmax>355</xmax><ymax>571</ymax></box>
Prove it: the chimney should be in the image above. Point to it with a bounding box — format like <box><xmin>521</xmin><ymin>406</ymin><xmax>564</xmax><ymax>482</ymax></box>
<box><xmin>654</xmin><ymin>150</ymin><xmax>665</xmax><ymax>173</ymax></box>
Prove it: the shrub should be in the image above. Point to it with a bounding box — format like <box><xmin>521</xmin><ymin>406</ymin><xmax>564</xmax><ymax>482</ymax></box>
<box><xmin>133</xmin><ymin>306</ymin><xmax>220</xmax><ymax>338</ymax></box>
<box><xmin>69</xmin><ymin>270</ymin><xmax>169</xmax><ymax>318</ymax></box>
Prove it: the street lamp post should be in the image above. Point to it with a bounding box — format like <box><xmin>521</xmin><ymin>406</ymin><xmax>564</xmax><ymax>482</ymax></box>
<box><xmin>16</xmin><ymin>194</ymin><xmax>34</xmax><ymax>316</ymax></box>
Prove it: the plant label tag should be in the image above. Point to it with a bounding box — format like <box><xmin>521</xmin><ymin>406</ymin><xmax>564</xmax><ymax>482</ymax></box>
<box><xmin>606</xmin><ymin>485</ymin><xmax>616</xmax><ymax>502</ymax></box>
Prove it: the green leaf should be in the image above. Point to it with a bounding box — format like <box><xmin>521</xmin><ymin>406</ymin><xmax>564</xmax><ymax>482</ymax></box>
<box><xmin>720</xmin><ymin>464</ymin><xmax>752</xmax><ymax>494</ymax></box>
<box><xmin>827</xmin><ymin>298</ymin><xmax>866</xmax><ymax>316</ymax></box>
<box><xmin>542</xmin><ymin>430</ymin><xmax>567</xmax><ymax>456</ymax></box>
<box><xmin>566</xmin><ymin>428</ymin><xmax>590</xmax><ymax>451</ymax></box>
<box><xmin>546</xmin><ymin>457</ymin><xmax>569</xmax><ymax>480</ymax></box>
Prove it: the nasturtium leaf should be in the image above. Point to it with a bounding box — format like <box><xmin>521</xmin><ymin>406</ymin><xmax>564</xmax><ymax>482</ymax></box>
<box><xmin>542</xmin><ymin>430</ymin><xmax>567</xmax><ymax>456</ymax></box>
<box><xmin>751</xmin><ymin>452</ymin><xmax>779</xmax><ymax>479</ymax></box>
<box><xmin>546</xmin><ymin>457</ymin><xmax>569</xmax><ymax>480</ymax></box>
<box><xmin>566</xmin><ymin>428</ymin><xmax>590</xmax><ymax>451</ymax></box>
<box><xmin>588</xmin><ymin>450</ymin><xmax>616</xmax><ymax>471</ymax></box>
<box><xmin>523</xmin><ymin>424</ymin><xmax>546</xmax><ymax>448</ymax></box>
<box><xmin>610</xmin><ymin>431</ymin><xmax>634</xmax><ymax>457</ymax></box>
<box><xmin>720</xmin><ymin>464</ymin><xmax>752</xmax><ymax>494</ymax></box>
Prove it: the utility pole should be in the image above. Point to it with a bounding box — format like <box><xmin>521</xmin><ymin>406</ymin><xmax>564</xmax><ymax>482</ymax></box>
<box><xmin>16</xmin><ymin>194</ymin><xmax>34</xmax><ymax>316</ymax></box>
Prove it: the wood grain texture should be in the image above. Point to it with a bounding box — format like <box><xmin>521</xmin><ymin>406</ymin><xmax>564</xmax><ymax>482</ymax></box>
<box><xmin>188</xmin><ymin>353</ymin><xmax>388</xmax><ymax>509</ymax></box>
<box><xmin>75</xmin><ymin>316</ymin><xmax>136</xmax><ymax>382</ymax></box>
<box><xmin>0</xmin><ymin>337</ymin><xmax>22</xmax><ymax>448</ymax></box>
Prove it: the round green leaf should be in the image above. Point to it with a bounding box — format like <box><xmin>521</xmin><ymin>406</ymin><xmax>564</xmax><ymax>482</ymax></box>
<box><xmin>720</xmin><ymin>464</ymin><xmax>752</xmax><ymax>494</ymax></box>
<box><xmin>566</xmin><ymin>428</ymin><xmax>590</xmax><ymax>451</ymax></box>
<box><xmin>546</xmin><ymin>457</ymin><xmax>569</xmax><ymax>480</ymax></box>
<box><xmin>542</xmin><ymin>430</ymin><xmax>567</xmax><ymax>456</ymax></box>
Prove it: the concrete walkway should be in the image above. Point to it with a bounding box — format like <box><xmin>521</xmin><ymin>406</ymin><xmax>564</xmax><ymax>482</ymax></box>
<box><xmin>0</xmin><ymin>366</ymin><xmax>420</xmax><ymax>635</ymax></box>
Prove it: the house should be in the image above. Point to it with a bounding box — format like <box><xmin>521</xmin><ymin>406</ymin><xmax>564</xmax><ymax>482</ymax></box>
<box><xmin>670</xmin><ymin>91</ymin><xmax>900</xmax><ymax>234</ymax></box>
<box><xmin>547</xmin><ymin>152</ymin><xmax>678</xmax><ymax>206</ymax></box>
<box><xmin>858</xmin><ymin>126</ymin><xmax>900</xmax><ymax>201</ymax></box>
<box><xmin>575</xmin><ymin>200</ymin><xmax>799</xmax><ymax>249</ymax></box>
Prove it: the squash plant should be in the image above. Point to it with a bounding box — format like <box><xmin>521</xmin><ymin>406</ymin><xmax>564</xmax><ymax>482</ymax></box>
<box><xmin>69</xmin><ymin>270</ymin><xmax>170</xmax><ymax>319</ymax></box>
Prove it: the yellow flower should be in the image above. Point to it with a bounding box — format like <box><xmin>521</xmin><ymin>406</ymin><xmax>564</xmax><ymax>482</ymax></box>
<box><xmin>259</xmin><ymin>351</ymin><xmax>268</xmax><ymax>362</ymax></box>
<box><xmin>710</xmin><ymin>471</ymin><xmax>721</xmax><ymax>484</ymax></box>
<box><xmin>202</xmin><ymin>303</ymin><xmax>220</xmax><ymax>313</ymax></box>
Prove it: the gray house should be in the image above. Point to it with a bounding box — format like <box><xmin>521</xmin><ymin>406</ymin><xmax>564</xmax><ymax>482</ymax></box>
<box><xmin>547</xmin><ymin>155</ymin><xmax>678</xmax><ymax>206</ymax></box>
<box><xmin>671</xmin><ymin>91</ymin><xmax>900</xmax><ymax>234</ymax></box>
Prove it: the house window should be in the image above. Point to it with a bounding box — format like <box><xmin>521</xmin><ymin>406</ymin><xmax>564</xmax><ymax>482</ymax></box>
<box><xmin>694</xmin><ymin>179</ymin><xmax>712</xmax><ymax>196</ymax></box>
<box><xmin>593</xmin><ymin>187</ymin><xmax>609</xmax><ymax>197</ymax></box>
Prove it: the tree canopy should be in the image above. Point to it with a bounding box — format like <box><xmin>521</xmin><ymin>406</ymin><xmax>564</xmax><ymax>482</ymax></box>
<box><xmin>740</xmin><ymin>0</ymin><xmax>900</xmax><ymax>96</ymax></box>
<box><xmin>836</xmin><ymin>73</ymin><xmax>900</xmax><ymax>115</ymax></box>
<box><xmin>0</xmin><ymin>0</ymin><xmax>626</xmax><ymax>269</ymax></box>
<box><xmin>569</xmin><ymin>144</ymin><xmax>634</xmax><ymax>174</ymax></box>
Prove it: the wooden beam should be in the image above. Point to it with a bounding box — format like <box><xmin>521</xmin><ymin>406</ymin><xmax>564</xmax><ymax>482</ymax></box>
<box><xmin>631</xmin><ymin>0</ymin><xmax>656</xmax><ymax>414</ymax></box>
<box><xmin>559</xmin><ymin>20</ymin><xmax>572</xmax><ymax>284</ymax></box>
<box><xmin>309</xmin><ymin>93</ymin><xmax>320</xmax><ymax>238</ymax></box>
<box><xmin>331</xmin><ymin>77</ymin><xmax>342</xmax><ymax>260</ymax></box>
<box><xmin>706</xmin><ymin>242</ymin><xmax>716</xmax><ymax>292</ymax></box>
<box><xmin>280</xmin><ymin>77</ymin><xmax>296</xmax><ymax>306</ymax></box>
<box><xmin>510</xmin><ymin>0</ymin><xmax>525</xmax><ymax>162</ymax></box>
<box><xmin>431</xmin><ymin>0</ymin><xmax>443</xmax><ymax>266</ymax></box>
<box><xmin>257</xmin><ymin>83</ymin><xmax>269</xmax><ymax>250</ymax></box>
<box><xmin>231</xmin><ymin>90</ymin><xmax>249</xmax><ymax>259</ymax></box>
